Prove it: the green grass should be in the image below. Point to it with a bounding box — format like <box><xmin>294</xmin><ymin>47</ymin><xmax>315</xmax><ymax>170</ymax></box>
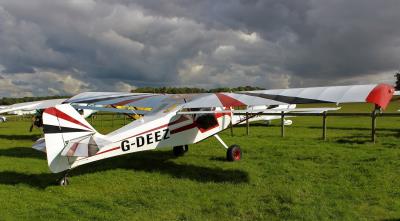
<box><xmin>0</xmin><ymin>103</ymin><xmax>399</xmax><ymax>220</ymax></box>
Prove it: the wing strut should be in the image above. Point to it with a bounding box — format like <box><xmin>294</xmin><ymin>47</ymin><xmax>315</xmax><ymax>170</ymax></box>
<box><xmin>214</xmin><ymin>134</ymin><xmax>229</xmax><ymax>149</ymax></box>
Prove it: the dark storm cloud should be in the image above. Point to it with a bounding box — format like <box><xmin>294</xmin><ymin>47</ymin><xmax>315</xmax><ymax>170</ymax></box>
<box><xmin>0</xmin><ymin>0</ymin><xmax>399</xmax><ymax>96</ymax></box>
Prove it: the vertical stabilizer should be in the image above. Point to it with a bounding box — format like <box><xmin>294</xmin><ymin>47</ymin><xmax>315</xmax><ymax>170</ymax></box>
<box><xmin>42</xmin><ymin>104</ymin><xmax>97</xmax><ymax>173</ymax></box>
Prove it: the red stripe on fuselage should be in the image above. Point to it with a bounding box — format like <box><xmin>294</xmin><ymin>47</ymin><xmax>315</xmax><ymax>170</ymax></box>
<box><xmin>96</xmin><ymin>146</ymin><xmax>121</xmax><ymax>155</ymax></box>
<box><xmin>119</xmin><ymin>115</ymin><xmax>190</xmax><ymax>141</ymax></box>
<box><xmin>171</xmin><ymin>123</ymin><xmax>197</xmax><ymax>134</ymax></box>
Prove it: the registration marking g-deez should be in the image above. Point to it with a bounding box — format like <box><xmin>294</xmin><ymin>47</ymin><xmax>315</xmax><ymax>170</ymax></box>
<box><xmin>121</xmin><ymin>129</ymin><xmax>170</xmax><ymax>151</ymax></box>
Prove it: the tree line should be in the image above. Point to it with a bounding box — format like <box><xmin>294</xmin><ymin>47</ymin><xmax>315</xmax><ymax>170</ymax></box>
<box><xmin>131</xmin><ymin>85</ymin><xmax>264</xmax><ymax>94</ymax></box>
<box><xmin>0</xmin><ymin>96</ymin><xmax>68</xmax><ymax>105</ymax></box>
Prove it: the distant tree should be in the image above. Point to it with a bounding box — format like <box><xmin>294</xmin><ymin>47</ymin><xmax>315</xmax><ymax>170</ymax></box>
<box><xmin>395</xmin><ymin>72</ymin><xmax>400</xmax><ymax>90</ymax></box>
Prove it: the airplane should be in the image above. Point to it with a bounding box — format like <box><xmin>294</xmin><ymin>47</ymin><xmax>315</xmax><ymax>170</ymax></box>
<box><xmin>0</xmin><ymin>84</ymin><xmax>395</xmax><ymax>186</ymax></box>
<box><xmin>231</xmin><ymin>104</ymin><xmax>342</xmax><ymax>126</ymax></box>
<box><xmin>232</xmin><ymin>104</ymin><xmax>297</xmax><ymax>126</ymax></box>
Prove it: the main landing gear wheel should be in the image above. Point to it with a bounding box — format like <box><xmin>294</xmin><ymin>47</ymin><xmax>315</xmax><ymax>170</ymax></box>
<box><xmin>173</xmin><ymin>145</ymin><xmax>188</xmax><ymax>156</ymax></box>
<box><xmin>226</xmin><ymin>145</ymin><xmax>242</xmax><ymax>161</ymax></box>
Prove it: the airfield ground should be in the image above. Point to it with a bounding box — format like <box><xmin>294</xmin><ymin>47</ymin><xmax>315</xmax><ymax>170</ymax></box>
<box><xmin>0</xmin><ymin>103</ymin><xmax>399</xmax><ymax>220</ymax></box>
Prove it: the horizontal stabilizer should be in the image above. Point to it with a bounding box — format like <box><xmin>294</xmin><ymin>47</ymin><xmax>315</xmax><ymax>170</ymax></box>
<box><xmin>61</xmin><ymin>134</ymin><xmax>99</xmax><ymax>157</ymax></box>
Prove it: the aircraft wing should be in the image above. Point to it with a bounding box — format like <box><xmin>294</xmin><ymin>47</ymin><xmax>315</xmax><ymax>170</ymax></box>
<box><xmin>0</xmin><ymin>99</ymin><xmax>66</xmax><ymax>114</ymax></box>
<box><xmin>1</xmin><ymin>84</ymin><xmax>394</xmax><ymax>115</ymax></box>
<box><xmin>241</xmin><ymin>84</ymin><xmax>395</xmax><ymax>109</ymax></box>
<box><xmin>65</xmin><ymin>92</ymin><xmax>286</xmax><ymax>112</ymax></box>
<box><xmin>66</xmin><ymin>92</ymin><xmax>187</xmax><ymax>110</ymax></box>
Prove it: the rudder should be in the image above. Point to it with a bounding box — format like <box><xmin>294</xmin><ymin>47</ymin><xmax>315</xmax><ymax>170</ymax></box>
<box><xmin>43</xmin><ymin>104</ymin><xmax>98</xmax><ymax>173</ymax></box>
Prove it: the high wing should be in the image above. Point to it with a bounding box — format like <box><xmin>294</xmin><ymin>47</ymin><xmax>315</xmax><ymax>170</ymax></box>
<box><xmin>181</xmin><ymin>93</ymin><xmax>286</xmax><ymax>108</ymax></box>
<box><xmin>0</xmin><ymin>99</ymin><xmax>66</xmax><ymax>114</ymax></box>
<box><xmin>66</xmin><ymin>92</ymin><xmax>286</xmax><ymax>114</ymax></box>
<box><xmin>241</xmin><ymin>84</ymin><xmax>395</xmax><ymax>109</ymax></box>
<box><xmin>0</xmin><ymin>83</ymin><xmax>394</xmax><ymax>115</ymax></box>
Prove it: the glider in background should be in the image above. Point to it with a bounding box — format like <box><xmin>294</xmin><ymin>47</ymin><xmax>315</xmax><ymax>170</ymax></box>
<box><xmin>0</xmin><ymin>84</ymin><xmax>395</xmax><ymax>185</ymax></box>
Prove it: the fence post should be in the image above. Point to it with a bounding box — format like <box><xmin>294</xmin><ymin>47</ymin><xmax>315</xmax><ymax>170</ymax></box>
<box><xmin>281</xmin><ymin>111</ymin><xmax>285</xmax><ymax>137</ymax></box>
<box><xmin>246</xmin><ymin>112</ymin><xmax>249</xmax><ymax>136</ymax></box>
<box><xmin>371</xmin><ymin>107</ymin><xmax>378</xmax><ymax>143</ymax></box>
<box><xmin>322</xmin><ymin>111</ymin><xmax>327</xmax><ymax>141</ymax></box>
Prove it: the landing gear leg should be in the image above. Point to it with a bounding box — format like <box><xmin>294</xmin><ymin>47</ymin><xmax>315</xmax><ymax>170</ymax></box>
<box><xmin>173</xmin><ymin>145</ymin><xmax>188</xmax><ymax>156</ymax></box>
<box><xmin>184</xmin><ymin>145</ymin><xmax>189</xmax><ymax>152</ymax></box>
<box><xmin>59</xmin><ymin>170</ymin><xmax>70</xmax><ymax>186</ymax></box>
<box><xmin>213</xmin><ymin>134</ymin><xmax>242</xmax><ymax>161</ymax></box>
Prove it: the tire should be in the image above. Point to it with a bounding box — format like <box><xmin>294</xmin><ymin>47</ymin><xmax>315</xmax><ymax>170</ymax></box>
<box><xmin>173</xmin><ymin>146</ymin><xmax>186</xmax><ymax>156</ymax></box>
<box><xmin>184</xmin><ymin>145</ymin><xmax>189</xmax><ymax>152</ymax></box>
<box><xmin>59</xmin><ymin>177</ymin><xmax>69</xmax><ymax>186</ymax></box>
<box><xmin>226</xmin><ymin>145</ymin><xmax>242</xmax><ymax>161</ymax></box>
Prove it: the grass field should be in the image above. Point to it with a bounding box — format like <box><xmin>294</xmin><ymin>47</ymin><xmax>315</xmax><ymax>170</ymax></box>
<box><xmin>0</xmin><ymin>103</ymin><xmax>399</xmax><ymax>220</ymax></box>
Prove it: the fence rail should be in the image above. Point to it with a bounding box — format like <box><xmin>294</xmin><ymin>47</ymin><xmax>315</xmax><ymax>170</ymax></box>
<box><xmin>234</xmin><ymin>111</ymin><xmax>400</xmax><ymax>143</ymax></box>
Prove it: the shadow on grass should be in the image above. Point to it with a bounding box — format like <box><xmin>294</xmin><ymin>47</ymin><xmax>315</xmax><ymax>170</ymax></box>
<box><xmin>209</xmin><ymin>156</ymin><xmax>226</xmax><ymax>162</ymax></box>
<box><xmin>0</xmin><ymin>134</ymin><xmax>41</xmax><ymax>141</ymax></box>
<box><xmin>335</xmin><ymin>136</ymin><xmax>370</xmax><ymax>145</ymax></box>
<box><xmin>0</xmin><ymin>147</ymin><xmax>45</xmax><ymax>159</ymax></box>
<box><xmin>0</xmin><ymin>150</ymin><xmax>249</xmax><ymax>189</ymax></box>
<box><xmin>0</xmin><ymin>171</ymin><xmax>59</xmax><ymax>189</ymax></box>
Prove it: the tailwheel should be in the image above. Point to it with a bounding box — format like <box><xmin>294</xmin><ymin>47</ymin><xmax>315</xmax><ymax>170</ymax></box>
<box><xmin>173</xmin><ymin>145</ymin><xmax>187</xmax><ymax>156</ymax></box>
<box><xmin>59</xmin><ymin>176</ymin><xmax>69</xmax><ymax>186</ymax></box>
<box><xmin>59</xmin><ymin>170</ymin><xmax>70</xmax><ymax>186</ymax></box>
<box><xmin>226</xmin><ymin>145</ymin><xmax>242</xmax><ymax>161</ymax></box>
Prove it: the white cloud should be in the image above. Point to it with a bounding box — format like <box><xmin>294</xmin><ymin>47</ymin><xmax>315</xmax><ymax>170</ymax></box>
<box><xmin>237</xmin><ymin>31</ymin><xmax>260</xmax><ymax>44</ymax></box>
<box><xmin>0</xmin><ymin>69</ymin><xmax>92</xmax><ymax>97</ymax></box>
<box><xmin>114</xmin><ymin>81</ymin><xmax>137</xmax><ymax>92</ymax></box>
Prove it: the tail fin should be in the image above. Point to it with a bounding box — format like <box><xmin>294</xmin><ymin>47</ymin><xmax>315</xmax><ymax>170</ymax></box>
<box><xmin>42</xmin><ymin>104</ymin><xmax>99</xmax><ymax>173</ymax></box>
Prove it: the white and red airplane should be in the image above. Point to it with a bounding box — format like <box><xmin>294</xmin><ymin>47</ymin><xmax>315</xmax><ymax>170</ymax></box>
<box><xmin>0</xmin><ymin>84</ymin><xmax>396</xmax><ymax>185</ymax></box>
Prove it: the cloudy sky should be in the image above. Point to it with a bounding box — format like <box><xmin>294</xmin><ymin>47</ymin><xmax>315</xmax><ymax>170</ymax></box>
<box><xmin>0</xmin><ymin>0</ymin><xmax>399</xmax><ymax>97</ymax></box>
